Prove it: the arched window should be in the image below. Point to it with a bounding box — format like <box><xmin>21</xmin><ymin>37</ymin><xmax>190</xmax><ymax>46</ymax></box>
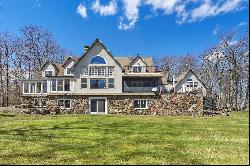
<box><xmin>90</xmin><ymin>56</ymin><xmax>106</xmax><ymax>64</ymax></box>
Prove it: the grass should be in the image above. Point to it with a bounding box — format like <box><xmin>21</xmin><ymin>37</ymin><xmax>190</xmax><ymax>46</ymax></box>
<box><xmin>0</xmin><ymin>112</ymin><xmax>248</xmax><ymax>165</ymax></box>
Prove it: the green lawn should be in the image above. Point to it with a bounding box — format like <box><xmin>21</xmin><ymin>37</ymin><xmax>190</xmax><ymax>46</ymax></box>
<box><xmin>0</xmin><ymin>112</ymin><xmax>248</xmax><ymax>165</ymax></box>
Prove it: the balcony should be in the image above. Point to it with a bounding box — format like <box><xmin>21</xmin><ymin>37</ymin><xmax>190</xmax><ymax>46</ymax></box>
<box><xmin>123</xmin><ymin>66</ymin><xmax>160</xmax><ymax>73</ymax></box>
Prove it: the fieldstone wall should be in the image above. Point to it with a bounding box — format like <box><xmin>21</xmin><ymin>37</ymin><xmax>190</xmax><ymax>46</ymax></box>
<box><xmin>107</xmin><ymin>93</ymin><xmax>204</xmax><ymax>116</ymax></box>
<box><xmin>20</xmin><ymin>93</ymin><xmax>227</xmax><ymax>116</ymax></box>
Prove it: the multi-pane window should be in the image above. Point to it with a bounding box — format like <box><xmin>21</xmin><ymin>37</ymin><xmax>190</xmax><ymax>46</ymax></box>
<box><xmin>34</xmin><ymin>98</ymin><xmax>47</xmax><ymax>107</ymax></box>
<box><xmin>43</xmin><ymin>81</ymin><xmax>47</xmax><ymax>93</ymax></box>
<box><xmin>57</xmin><ymin>79</ymin><xmax>64</xmax><ymax>91</ymax></box>
<box><xmin>133</xmin><ymin>66</ymin><xmax>142</xmax><ymax>73</ymax></box>
<box><xmin>90</xmin><ymin>79</ymin><xmax>106</xmax><ymax>89</ymax></box>
<box><xmin>81</xmin><ymin>78</ymin><xmax>87</xmax><ymax>89</ymax></box>
<box><xmin>24</xmin><ymin>83</ymin><xmax>29</xmax><ymax>93</ymax></box>
<box><xmin>36</xmin><ymin>82</ymin><xmax>42</xmax><ymax>93</ymax></box>
<box><xmin>64</xmin><ymin>79</ymin><xmax>70</xmax><ymax>91</ymax></box>
<box><xmin>58</xmin><ymin>99</ymin><xmax>71</xmax><ymax>109</ymax></box>
<box><xmin>108</xmin><ymin>67</ymin><xmax>114</xmax><ymax>76</ymax></box>
<box><xmin>134</xmin><ymin>99</ymin><xmax>148</xmax><ymax>109</ymax></box>
<box><xmin>186</xmin><ymin>81</ymin><xmax>198</xmax><ymax>89</ymax></box>
<box><xmin>98</xmin><ymin>67</ymin><xmax>106</xmax><ymax>76</ymax></box>
<box><xmin>90</xmin><ymin>67</ymin><xmax>98</xmax><ymax>76</ymax></box>
<box><xmin>108</xmin><ymin>78</ymin><xmax>114</xmax><ymax>88</ymax></box>
<box><xmin>30</xmin><ymin>83</ymin><xmax>35</xmax><ymax>93</ymax></box>
<box><xmin>51</xmin><ymin>79</ymin><xmax>57</xmax><ymax>91</ymax></box>
<box><xmin>45</xmin><ymin>71</ymin><xmax>52</xmax><ymax>77</ymax></box>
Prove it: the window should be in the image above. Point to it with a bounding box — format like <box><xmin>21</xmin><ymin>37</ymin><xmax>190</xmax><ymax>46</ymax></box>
<box><xmin>187</xmin><ymin>78</ymin><xmax>193</xmax><ymax>81</ymax></box>
<box><xmin>90</xmin><ymin>67</ymin><xmax>98</xmax><ymax>76</ymax></box>
<box><xmin>43</xmin><ymin>81</ymin><xmax>47</xmax><ymax>93</ymax></box>
<box><xmin>66</xmin><ymin>68</ymin><xmax>71</xmax><ymax>75</ymax></box>
<box><xmin>64</xmin><ymin>79</ymin><xmax>70</xmax><ymax>91</ymax></box>
<box><xmin>98</xmin><ymin>67</ymin><xmax>106</xmax><ymax>76</ymax></box>
<box><xmin>58</xmin><ymin>99</ymin><xmax>71</xmax><ymax>109</ymax></box>
<box><xmin>133</xmin><ymin>66</ymin><xmax>142</xmax><ymax>73</ymax></box>
<box><xmin>90</xmin><ymin>67</ymin><xmax>107</xmax><ymax>76</ymax></box>
<box><xmin>57</xmin><ymin>79</ymin><xmax>64</xmax><ymax>91</ymax></box>
<box><xmin>51</xmin><ymin>79</ymin><xmax>57</xmax><ymax>91</ymax></box>
<box><xmin>36</xmin><ymin>82</ymin><xmax>42</xmax><ymax>93</ymax></box>
<box><xmin>81</xmin><ymin>78</ymin><xmax>87</xmax><ymax>89</ymax></box>
<box><xmin>90</xmin><ymin>79</ymin><xmax>106</xmax><ymax>89</ymax></box>
<box><xmin>45</xmin><ymin>71</ymin><xmax>52</xmax><ymax>77</ymax></box>
<box><xmin>82</xmin><ymin>66</ymin><xmax>88</xmax><ymax>75</ymax></box>
<box><xmin>134</xmin><ymin>99</ymin><xmax>148</xmax><ymax>109</ymax></box>
<box><xmin>108</xmin><ymin>67</ymin><xmax>114</xmax><ymax>76</ymax></box>
<box><xmin>30</xmin><ymin>83</ymin><xmax>35</xmax><ymax>93</ymax></box>
<box><xmin>90</xmin><ymin>56</ymin><xmax>106</xmax><ymax>64</ymax></box>
<box><xmin>108</xmin><ymin>78</ymin><xmax>114</xmax><ymax>88</ymax></box>
<box><xmin>34</xmin><ymin>98</ymin><xmax>47</xmax><ymax>107</ymax></box>
<box><xmin>24</xmin><ymin>83</ymin><xmax>29</xmax><ymax>93</ymax></box>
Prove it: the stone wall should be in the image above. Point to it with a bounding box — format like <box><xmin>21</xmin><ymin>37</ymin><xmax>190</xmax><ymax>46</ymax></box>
<box><xmin>20</xmin><ymin>93</ymin><xmax>226</xmax><ymax>116</ymax></box>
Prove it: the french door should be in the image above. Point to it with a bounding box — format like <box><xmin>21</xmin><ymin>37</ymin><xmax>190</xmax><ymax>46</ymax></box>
<box><xmin>89</xmin><ymin>98</ymin><xmax>107</xmax><ymax>114</ymax></box>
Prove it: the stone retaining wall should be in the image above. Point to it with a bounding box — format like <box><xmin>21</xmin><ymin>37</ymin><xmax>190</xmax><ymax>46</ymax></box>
<box><xmin>18</xmin><ymin>92</ymin><xmax>226</xmax><ymax>116</ymax></box>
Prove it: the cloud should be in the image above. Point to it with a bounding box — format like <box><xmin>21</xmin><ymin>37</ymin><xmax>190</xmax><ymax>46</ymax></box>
<box><xmin>119</xmin><ymin>0</ymin><xmax>142</xmax><ymax>30</ymax></box>
<box><xmin>238</xmin><ymin>21</ymin><xmax>248</xmax><ymax>27</ymax></box>
<box><xmin>76</xmin><ymin>0</ymin><xmax>247</xmax><ymax>30</ymax></box>
<box><xmin>77</xmin><ymin>3</ymin><xmax>87</xmax><ymax>18</ymax></box>
<box><xmin>212</xmin><ymin>24</ymin><xmax>222</xmax><ymax>36</ymax></box>
<box><xmin>92</xmin><ymin>0</ymin><xmax>117</xmax><ymax>16</ymax></box>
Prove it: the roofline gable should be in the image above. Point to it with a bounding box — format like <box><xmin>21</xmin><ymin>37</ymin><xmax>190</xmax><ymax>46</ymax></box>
<box><xmin>174</xmin><ymin>69</ymin><xmax>208</xmax><ymax>90</ymax></box>
<box><xmin>129</xmin><ymin>56</ymin><xmax>148</xmax><ymax>66</ymax></box>
<box><xmin>62</xmin><ymin>57</ymin><xmax>76</xmax><ymax>67</ymax></box>
<box><xmin>72</xmin><ymin>39</ymin><xmax>124</xmax><ymax>70</ymax></box>
<box><xmin>41</xmin><ymin>61</ymin><xmax>59</xmax><ymax>72</ymax></box>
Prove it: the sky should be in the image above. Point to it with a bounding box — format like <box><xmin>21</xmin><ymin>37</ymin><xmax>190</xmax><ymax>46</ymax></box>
<box><xmin>0</xmin><ymin>0</ymin><xmax>249</xmax><ymax>59</ymax></box>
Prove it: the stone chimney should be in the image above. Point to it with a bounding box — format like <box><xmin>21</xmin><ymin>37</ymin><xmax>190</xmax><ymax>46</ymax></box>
<box><xmin>84</xmin><ymin>45</ymin><xmax>89</xmax><ymax>53</ymax></box>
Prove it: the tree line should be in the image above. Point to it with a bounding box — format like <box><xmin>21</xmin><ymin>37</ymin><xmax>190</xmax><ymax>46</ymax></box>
<box><xmin>0</xmin><ymin>25</ymin><xmax>249</xmax><ymax>111</ymax></box>
<box><xmin>0</xmin><ymin>25</ymin><xmax>70</xmax><ymax>106</ymax></box>
<box><xmin>157</xmin><ymin>31</ymin><xmax>249</xmax><ymax>111</ymax></box>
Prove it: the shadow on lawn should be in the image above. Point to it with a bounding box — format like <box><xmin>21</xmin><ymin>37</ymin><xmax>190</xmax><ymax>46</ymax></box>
<box><xmin>0</xmin><ymin>113</ymin><xmax>15</xmax><ymax>117</ymax></box>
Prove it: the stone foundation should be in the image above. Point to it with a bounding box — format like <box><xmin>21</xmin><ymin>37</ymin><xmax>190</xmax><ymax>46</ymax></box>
<box><xmin>20</xmin><ymin>92</ymin><xmax>226</xmax><ymax>116</ymax></box>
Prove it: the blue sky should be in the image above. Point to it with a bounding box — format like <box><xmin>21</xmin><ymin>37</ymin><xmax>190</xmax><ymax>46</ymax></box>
<box><xmin>0</xmin><ymin>0</ymin><xmax>249</xmax><ymax>58</ymax></box>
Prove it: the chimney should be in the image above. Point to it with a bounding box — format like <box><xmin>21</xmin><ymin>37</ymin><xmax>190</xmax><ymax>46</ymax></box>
<box><xmin>84</xmin><ymin>45</ymin><xmax>89</xmax><ymax>53</ymax></box>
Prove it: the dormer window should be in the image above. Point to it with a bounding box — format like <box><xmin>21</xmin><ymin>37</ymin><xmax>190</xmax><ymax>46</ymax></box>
<box><xmin>133</xmin><ymin>66</ymin><xmax>142</xmax><ymax>73</ymax></box>
<box><xmin>45</xmin><ymin>71</ymin><xmax>52</xmax><ymax>77</ymax></box>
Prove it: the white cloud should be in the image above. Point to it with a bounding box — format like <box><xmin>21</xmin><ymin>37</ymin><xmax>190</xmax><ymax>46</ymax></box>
<box><xmin>76</xmin><ymin>0</ymin><xmax>247</xmax><ymax>30</ymax></box>
<box><xmin>145</xmin><ymin>0</ymin><xmax>180</xmax><ymax>14</ymax></box>
<box><xmin>77</xmin><ymin>3</ymin><xmax>87</xmax><ymax>18</ymax></box>
<box><xmin>239</xmin><ymin>21</ymin><xmax>248</xmax><ymax>27</ymax></box>
<box><xmin>92</xmin><ymin>0</ymin><xmax>117</xmax><ymax>16</ymax></box>
<box><xmin>119</xmin><ymin>0</ymin><xmax>142</xmax><ymax>30</ymax></box>
<box><xmin>212</xmin><ymin>24</ymin><xmax>222</xmax><ymax>36</ymax></box>
<box><xmin>189</xmin><ymin>0</ymin><xmax>243</xmax><ymax>22</ymax></box>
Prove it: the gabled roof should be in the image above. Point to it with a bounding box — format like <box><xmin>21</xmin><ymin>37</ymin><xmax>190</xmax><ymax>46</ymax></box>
<box><xmin>41</xmin><ymin>61</ymin><xmax>59</xmax><ymax>72</ymax></box>
<box><xmin>175</xmin><ymin>69</ymin><xmax>208</xmax><ymax>89</ymax></box>
<box><xmin>115</xmin><ymin>56</ymin><xmax>154</xmax><ymax>67</ymax></box>
<box><xmin>129</xmin><ymin>55</ymin><xmax>147</xmax><ymax>66</ymax></box>
<box><xmin>72</xmin><ymin>38</ymin><xmax>124</xmax><ymax>70</ymax></box>
<box><xmin>62</xmin><ymin>56</ymin><xmax>79</xmax><ymax>67</ymax></box>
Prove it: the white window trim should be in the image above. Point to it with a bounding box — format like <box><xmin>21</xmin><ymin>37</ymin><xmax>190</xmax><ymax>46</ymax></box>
<box><xmin>81</xmin><ymin>77</ymin><xmax>88</xmax><ymax>89</ymax></box>
<box><xmin>65</xmin><ymin>68</ymin><xmax>74</xmax><ymax>76</ymax></box>
<box><xmin>88</xmin><ymin>97</ymin><xmax>108</xmax><ymax>114</ymax></box>
<box><xmin>30</xmin><ymin>82</ymin><xmax>36</xmax><ymax>94</ymax></box>
<box><xmin>44</xmin><ymin>70</ymin><xmax>53</xmax><ymax>77</ymax></box>
<box><xmin>57</xmin><ymin>99</ymin><xmax>72</xmax><ymax>109</ymax></box>
<box><xmin>134</xmin><ymin>99</ymin><xmax>149</xmax><ymax>109</ymax></box>
<box><xmin>89</xmin><ymin>55</ymin><xmax>107</xmax><ymax>65</ymax></box>
<box><xmin>23</xmin><ymin>82</ymin><xmax>30</xmax><ymax>94</ymax></box>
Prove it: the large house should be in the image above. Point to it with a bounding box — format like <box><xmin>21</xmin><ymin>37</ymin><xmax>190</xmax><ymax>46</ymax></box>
<box><xmin>22</xmin><ymin>39</ymin><xmax>207</xmax><ymax>114</ymax></box>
